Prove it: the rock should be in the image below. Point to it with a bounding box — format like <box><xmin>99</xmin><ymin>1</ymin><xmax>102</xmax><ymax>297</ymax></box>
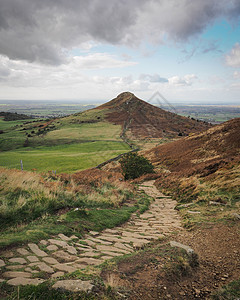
<box><xmin>58</xmin><ymin>233</ymin><xmax>71</xmax><ymax>241</ymax></box>
<box><xmin>232</xmin><ymin>213</ymin><xmax>240</xmax><ymax>220</ymax></box>
<box><xmin>9</xmin><ymin>258</ymin><xmax>27</xmax><ymax>264</ymax></box>
<box><xmin>35</xmin><ymin>262</ymin><xmax>54</xmax><ymax>274</ymax></box>
<box><xmin>84</xmin><ymin>239</ymin><xmax>96</xmax><ymax>247</ymax></box>
<box><xmin>16</xmin><ymin>248</ymin><xmax>30</xmax><ymax>256</ymax></box>
<box><xmin>65</xmin><ymin>246</ymin><xmax>77</xmax><ymax>255</ymax></box>
<box><xmin>0</xmin><ymin>259</ymin><xmax>5</xmax><ymax>267</ymax></box>
<box><xmin>89</xmin><ymin>231</ymin><xmax>99</xmax><ymax>236</ymax></box>
<box><xmin>104</xmin><ymin>229</ymin><xmax>119</xmax><ymax>234</ymax></box>
<box><xmin>6</xmin><ymin>265</ymin><xmax>24</xmax><ymax>270</ymax></box>
<box><xmin>48</xmin><ymin>239</ymin><xmax>68</xmax><ymax>248</ymax></box>
<box><xmin>95</xmin><ymin>245</ymin><xmax>127</xmax><ymax>253</ymax></box>
<box><xmin>75</xmin><ymin>258</ymin><xmax>103</xmax><ymax>266</ymax></box>
<box><xmin>79</xmin><ymin>251</ymin><xmax>101</xmax><ymax>258</ymax></box>
<box><xmin>40</xmin><ymin>240</ymin><xmax>48</xmax><ymax>245</ymax></box>
<box><xmin>98</xmin><ymin>235</ymin><xmax>122</xmax><ymax>243</ymax></box>
<box><xmin>51</xmin><ymin>272</ymin><xmax>65</xmax><ymax>278</ymax></box>
<box><xmin>3</xmin><ymin>271</ymin><xmax>32</xmax><ymax>278</ymax></box>
<box><xmin>28</xmin><ymin>243</ymin><xmax>48</xmax><ymax>257</ymax></box>
<box><xmin>26</xmin><ymin>256</ymin><xmax>39</xmax><ymax>262</ymax></box>
<box><xmin>70</xmin><ymin>235</ymin><xmax>78</xmax><ymax>240</ymax></box>
<box><xmin>170</xmin><ymin>241</ymin><xmax>198</xmax><ymax>266</ymax></box>
<box><xmin>101</xmin><ymin>251</ymin><xmax>122</xmax><ymax>257</ymax></box>
<box><xmin>177</xmin><ymin>203</ymin><xmax>194</xmax><ymax>209</ymax></box>
<box><xmin>47</xmin><ymin>245</ymin><xmax>58</xmax><ymax>251</ymax></box>
<box><xmin>52</xmin><ymin>250</ymin><xmax>78</xmax><ymax>262</ymax></box>
<box><xmin>7</xmin><ymin>277</ymin><xmax>44</xmax><ymax>286</ymax></box>
<box><xmin>53</xmin><ymin>263</ymin><xmax>77</xmax><ymax>273</ymax></box>
<box><xmin>88</xmin><ymin>237</ymin><xmax>112</xmax><ymax>245</ymax></box>
<box><xmin>42</xmin><ymin>257</ymin><xmax>59</xmax><ymax>265</ymax></box>
<box><xmin>1</xmin><ymin>251</ymin><xmax>14</xmax><ymax>258</ymax></box>
<box><xmin>209</xmin><ymin>201</ymin><xmax>224</xmax><ymax>206</ymax></box>
<box><xmin>52</xmin><ymin>279</ymin><xmax>94</xmax><ymax>293</ymax></box>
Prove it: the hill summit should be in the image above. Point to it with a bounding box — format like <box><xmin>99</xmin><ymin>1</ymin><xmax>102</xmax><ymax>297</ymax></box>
<box><xmin>96</xmin><ymin>92</ymin><xmax>211</xmax><ymax>139</ymax></box>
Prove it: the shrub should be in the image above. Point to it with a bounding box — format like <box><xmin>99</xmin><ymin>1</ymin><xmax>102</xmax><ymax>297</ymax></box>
<box><xmin>120</xmin><ymin>152</ymin><xmax>154</xmax><ymax>180</ymax></box>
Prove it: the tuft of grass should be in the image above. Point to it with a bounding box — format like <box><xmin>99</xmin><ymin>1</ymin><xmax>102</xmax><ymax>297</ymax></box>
<box><xmin>211</xmin><ymin>279</ymin><xmax>240</xmax><ymax>300</ymax></box>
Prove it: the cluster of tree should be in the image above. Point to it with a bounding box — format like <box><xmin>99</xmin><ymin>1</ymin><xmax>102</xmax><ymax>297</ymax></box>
<box><xmin>120</xmin><ymin>152</ymin><xmax>154</xmax><ymax>180</ymax></box>
<box><xmin>0</xmin><ymin>112</ymin><xmax>31</xmax><ymax>121</ymax></box>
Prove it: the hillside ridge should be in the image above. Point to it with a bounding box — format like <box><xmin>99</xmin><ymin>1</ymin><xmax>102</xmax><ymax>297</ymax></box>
<box><xmin>96</xmin><ymin>92</ymin><xmax>211</xmax><ymax>139</ymax></box>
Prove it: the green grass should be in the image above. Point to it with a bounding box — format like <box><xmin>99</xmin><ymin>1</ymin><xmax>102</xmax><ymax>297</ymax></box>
<box><xmin>0</xmin><ymin>119</ymin><xmax>35</xmax><ymax>131</ymax></box>
<box><xmin>211</xmin><ymin>279</ymin><xmax>240</xmax><ymax>299</ymax></box>
<box><xmin>0</xmin><ymin>141</ymin><xmax>130</xmax><ymax>172</ymax></box>
<box><xmin>0</xmin><ymin>205</ymin><xmax>137</xmax><ymax>248</ymax></box>
<box><xmin>45</xmin><ymin>122</ymin><xmax>122</xmax><ymax>142</ymax></box>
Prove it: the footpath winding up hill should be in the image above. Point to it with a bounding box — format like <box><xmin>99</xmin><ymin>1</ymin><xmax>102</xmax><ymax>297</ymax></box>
<box><xmin>0</xmin><ymin>93</ymin><xmax>239</xmax><ymax>299</ymax></box>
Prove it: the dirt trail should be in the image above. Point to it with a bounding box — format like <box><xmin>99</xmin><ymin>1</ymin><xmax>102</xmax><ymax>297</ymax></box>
<box><xmin>0</xmin><ymin>181</ymin><xmax>184</xmax><ymax>288</ymax></box>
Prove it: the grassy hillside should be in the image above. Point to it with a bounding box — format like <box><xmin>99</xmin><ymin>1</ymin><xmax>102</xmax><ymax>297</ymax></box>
<box><xmin>0</xmin><ymin>108</ymin><xmax>130</xmax><ymax>173</ymax></box>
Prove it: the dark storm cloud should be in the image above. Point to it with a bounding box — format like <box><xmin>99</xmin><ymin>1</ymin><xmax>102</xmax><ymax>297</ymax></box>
<box><xmin>0</xmin><ymin>0</ymin><xmax>239</xmax><ymax>65</ymax></box>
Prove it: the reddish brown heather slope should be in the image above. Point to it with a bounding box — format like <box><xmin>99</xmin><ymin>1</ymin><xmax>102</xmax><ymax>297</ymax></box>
<box><xmin>144</xmin><ymin>117</ymin><xmax>240</xmax><ymax>176</ymax></box>
<box><xmin>96</xmin><ymin>92</ymin><xmax>211</xmax><ymax>139</ymax></box>
<box><xmin>143</xmin><ymin>118</ymin><xmax>240</xmax><ymax>203</ymax></box>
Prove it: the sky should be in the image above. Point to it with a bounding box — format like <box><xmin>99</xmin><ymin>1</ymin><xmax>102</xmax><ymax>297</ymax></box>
<box><xmin>0</xmin><ymin>0</ymin><xmax>240</xmax><ymax>104</ymax></box>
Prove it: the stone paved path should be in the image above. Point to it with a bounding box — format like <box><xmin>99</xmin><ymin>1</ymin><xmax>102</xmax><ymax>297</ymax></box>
<box><xmin>0</xmin><ymin>181</ymin><xmax>183</xmax><ymax>287</ymax></box>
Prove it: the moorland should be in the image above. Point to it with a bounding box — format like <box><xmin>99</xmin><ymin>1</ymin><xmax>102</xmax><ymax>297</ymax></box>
<box><xmin>0</xmin><ymin>92</ymin><xmax>239</xmax><ymax>299</ymax></box>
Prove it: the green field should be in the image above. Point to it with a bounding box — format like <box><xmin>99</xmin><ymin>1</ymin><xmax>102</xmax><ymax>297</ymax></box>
<box><xmin>0</xmin><ymin>141</ymin><xmax>130</xmax><ymax>173</ymax></box>
<box><xmin>0</xmin><ymin>109</ymin><xmax>131</xmax><ymax>173</ymax></box>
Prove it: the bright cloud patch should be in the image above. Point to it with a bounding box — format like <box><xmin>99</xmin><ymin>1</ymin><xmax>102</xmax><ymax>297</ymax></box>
<box><xmin>226</xmin><ymin>43</ymin><xmax>240</xmax><ymax>67</ymax></box>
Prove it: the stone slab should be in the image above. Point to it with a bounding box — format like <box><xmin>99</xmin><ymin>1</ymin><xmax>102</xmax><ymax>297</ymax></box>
<box><xmin>28</xmin><ymin>243</ymin><xmax>48</xmax><ymax>257</ymax></box>
<box><xmin>88</xmin><ymin>237</ymin><xmax>112</xmax><ymax>245</ymax></box>
<box><xmin>9</xmin><ymin>258</ymin><xmax>27</xmax><ymax>264</ymax></box>
<box><xmin>40</xmin><ymin>240</ymin><xmax>48</xmax><ymax>245</ymax></box>
<box><xmin>6</xmin><ymin>265</ymin><xmax>24</xmax><ymax>270</ymax></box>
<box><xmin>89</xmin><ymin>231</ymin><xmax>99</xmax><ymax>236</ymax></box>
<box><xmin>27</xmin><ymin>256</ymin><xmax>39</xmax><ymax>263</ymax></box>
<box><xmin>101</xmin><ymin>251</ymin><xmax>122</xmax><ymax>257</ymax></box>
<box><xmin>7</xmin><ymin>277</ymin><xmax>44</xmax><ymax>286</ymax></box>
<box><xmin>76</xmin><ymin>258</ymin><xmax>103</xmax><ymax>266</ymax></box>
<box><xmin>52</xmin><ymin>250</ymin><xmax>78</xmax><ymax>262</ymax></box>
<box><xmin>0</xmin><ymin>259</ymin><xmax>5</xmax><ymax>267</ymax></box>
<box><xmin>104</xmin><ymin>229</ymin><xmax>120</xmax><ymax>234</ymax></box>
<box><xmin>35</xmin><ymin>262</ymin><xmax>54</xmax><ymax>273</ymax></box>
<box><xmin>48</xmin><ymin>239</ymin><xmax>68</xmax><ymax>248</ymax></box>
<box><xmin>53</xmin><ymin>263</ymin><xmax>77</xmax><ymax>273</ymax></box>
<box><xmin>80</xmin><ymin>251</ymin><xmax>101</xmax><ymax>258</ymax></box>
<box><xmin>114</xmin><ymin>242</ymin><xmax>133</xmax><ymax>252</ymax></box>
<box><xmin>47</xmin><ymin>245</ymin><xmax>58</xmax><ymax>251</ymax></box>
<box><xmin>96</xmin><ymin>245</ymin><xmax>126</xmax><ymax>253</ymax></box>
<box><xmin>65</xmin><ymin>246</ymin><xmax>77</xmax><ymax>255</ymax></box>
<box><xmin>51</xmin><ymin>272</ymin><xmax>65</xmax><ymax>278</ymax></box>
<box><xmin>16</xmin><ymin>248</ymin><xmax>30</xmax><ymax>256</ymax></box>
<box><xmin>42</xmin><ymin>257</ymin><xmax>59</xmax><ymax>265</ymax></box>
<box><xmin>58</xmin><ymin>233</ymin><xmax>71</xmax><ymax>241</ymax></box>
<box><xmin>3</xmin><ymin>271</ymin><xmax>32</xmax><ymax>278</ymax></box>
<box><xmin>52</xmin><ymin>279</ymin><xmax>94</xmax><ymax>293</ymax></box>
<box><xmin>98</xmin><ymin>235</ymin><xmax>122</xmax><ymax>243</ymax></box>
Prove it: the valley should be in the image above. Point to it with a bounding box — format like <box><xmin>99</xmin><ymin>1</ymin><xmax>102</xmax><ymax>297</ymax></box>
<box><xmin>0</xmin><ymin>92</ymin><xmax>239</xmax><ymax>299</ymax></box>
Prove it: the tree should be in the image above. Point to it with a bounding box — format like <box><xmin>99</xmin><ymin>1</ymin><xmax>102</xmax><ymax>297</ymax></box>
<box><xmin>120</xmin><ymin>152</ymin><xmax>154</xmax><ymax>180</ymax></box>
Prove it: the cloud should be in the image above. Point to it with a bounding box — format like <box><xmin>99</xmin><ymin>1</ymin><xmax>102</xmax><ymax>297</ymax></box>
<box><xmin>225</xmin><ymin>43</ymin><xmax>240</xmax><ymax>67</ymax></box>
<box><xmin>139</xmin><ymin>74</ymin><xmax>168</xmax><ymax>83</ymax></box>
<box><xmin>233</xmin><ymin>71</ymin><xmax>240</xmax><ymax>79</ymax></box>
<box><xmin>72</xmin><ymin>53</ymin><xmax>137</xmax><ymax>69</ymax></box>
<box><xmin>168</xmin><ymin>74</ymin><xmax>198</xmax><ymax>86</ymax></box>
<box><xmin>0</xmin><ymin>0</ymin><xmax>239</xmax><ymax>64</ymax></box>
